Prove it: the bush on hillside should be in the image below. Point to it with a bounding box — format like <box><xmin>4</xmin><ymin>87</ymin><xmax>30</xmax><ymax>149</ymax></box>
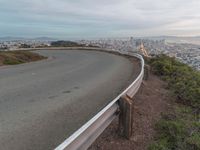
<box><xmin>149</xmin><ymin>55</ymin><xmax>200</xmax><ymax>108</ymax></box>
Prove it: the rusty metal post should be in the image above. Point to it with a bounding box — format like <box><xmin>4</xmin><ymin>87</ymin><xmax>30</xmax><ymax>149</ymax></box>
<box><xmin>118</xmin><ymin>95</ymin><xmax>133</xmax><ymax>139</ymax></box>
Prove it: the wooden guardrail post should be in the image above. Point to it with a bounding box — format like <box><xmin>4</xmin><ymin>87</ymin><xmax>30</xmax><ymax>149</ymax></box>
<box><xmin>118</xmin><ymin>95</ymin><xmax>133</xmax><ymax>139</ymax></box>
<box><xmin>144</xmin><ymin>64</ymin><xmax>150</xmax><ymax>80</ymax></box>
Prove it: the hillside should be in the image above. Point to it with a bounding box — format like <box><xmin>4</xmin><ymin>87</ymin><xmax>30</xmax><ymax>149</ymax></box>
<box><xmin>90</xmin><ymin>55</ymin><xmax>200</xmax><ymax>150</ymax></box>
<box><xmin>0</xmin><ymin>51</ymin><xmax>46</xmax><ymax>66</ymax></box>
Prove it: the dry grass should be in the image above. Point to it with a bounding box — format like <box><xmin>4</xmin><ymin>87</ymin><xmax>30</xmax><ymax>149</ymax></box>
<box><xmin>0</xmin><ymin>51</ymin><xmax>46</xmax><ymax>66</ymax></box>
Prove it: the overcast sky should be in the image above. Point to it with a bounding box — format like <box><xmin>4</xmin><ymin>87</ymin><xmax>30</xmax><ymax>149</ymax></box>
<box><xmin>0</xmin><ymin>0</ymin><xmax>200</xmax><ymax>38</ymax></box>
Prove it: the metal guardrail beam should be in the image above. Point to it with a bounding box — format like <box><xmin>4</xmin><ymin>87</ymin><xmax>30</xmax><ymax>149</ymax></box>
<box><xmin>55</xmin><ymin>50</ymin><xmax>144</xmax><ymax>150</ymax></box>
<box><xmin>59</xmin><ymin>103</ymin><xmax>118</xmax><ymax>150</ymax></box>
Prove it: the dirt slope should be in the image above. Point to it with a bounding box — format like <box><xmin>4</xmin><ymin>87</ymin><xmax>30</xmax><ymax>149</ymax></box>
<box><xmin>89</xmin><ymin>73</ymin><xmax>172</xmax><ymax>150</ymax></box>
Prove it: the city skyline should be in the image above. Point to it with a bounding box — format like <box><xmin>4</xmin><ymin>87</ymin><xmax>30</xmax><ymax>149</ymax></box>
<box><xmin>0</xmin><ymin>0</ymin><xmax>200</xmax><ymax>38</ymax></box>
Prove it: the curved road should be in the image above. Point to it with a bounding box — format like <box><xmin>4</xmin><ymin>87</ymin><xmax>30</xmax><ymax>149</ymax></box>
<box><xmin>0</xmin><ymin>50</ymin><xmax>137</xmax><ymax>150</ymax></box>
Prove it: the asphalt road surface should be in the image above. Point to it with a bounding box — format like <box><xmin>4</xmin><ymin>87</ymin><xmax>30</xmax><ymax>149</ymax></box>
<box><xmin>0</xmin><ymin>50</ymin><xmax>138</xmax><ymax>150</ymax></box>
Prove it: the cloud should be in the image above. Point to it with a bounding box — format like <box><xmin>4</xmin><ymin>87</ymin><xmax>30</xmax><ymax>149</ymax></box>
<box><xmin>0</xmin><ymin>0</ymin><xmax>200</xmax><ymax>38</ymax></box>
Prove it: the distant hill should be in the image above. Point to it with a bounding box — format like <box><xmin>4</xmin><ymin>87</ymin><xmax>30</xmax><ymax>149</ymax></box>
<box><xmin>164</xmin><ymin>36</ymin><xmax>200</xmax><ymax>45</ymax></box>
<box><xmin>0</xmin><ymin>37</ymin><xmax>57</xmax><ymax>42</ymax></box>
<box><xmin>32</xmin><ymin>37</ymin><xmax>57</xmax><ymax>41</ymax></box>
<box><xmin>0</xmin><ymin>37</ymin><xmax>25</xmax><ymax>41</ymax></box>
<box><xmin>140</xmin><ymin>36</ymin><xmax>200</xmax><ymax>45</ymax></box>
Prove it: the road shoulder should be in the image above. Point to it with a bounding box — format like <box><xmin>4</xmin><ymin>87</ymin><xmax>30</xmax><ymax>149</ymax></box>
<box><xmin>89</xmin><ymin>73</ymin><xmax>172</xmax><ymax>150</ymax></box>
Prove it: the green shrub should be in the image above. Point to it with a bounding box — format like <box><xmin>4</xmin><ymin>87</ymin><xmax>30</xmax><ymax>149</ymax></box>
<box><xmin>3</xmin><ymin>57</ymin><xmax>25</xmax><ymax>65</ymax></box>
<box><xmin>154</xmin><ymin>119</ymin><xmax>187</xmax><ymax>150</ymax></box>
<box><xmin>148</xmin><ymin>111</ymin><xmax>200</xmax><ymax>150</ymax></box>
<box><xmin>186</xmin><ymin>133</ymin><xmax>200</xmax><ymax>149</ymax></box>
<box><xmin>148</xmin><ymin>138</ymin><xmax>170</xmax><ymax>150</ymax></box>
<box><xmin>148</xmin><ymin>55</ymin><xmax>200</xmax><ymax>150</ymax></box>
<box><xmin>149</xmin><ymin>55</ymin><xmax>200</xmax><ymax>108</ymax></box>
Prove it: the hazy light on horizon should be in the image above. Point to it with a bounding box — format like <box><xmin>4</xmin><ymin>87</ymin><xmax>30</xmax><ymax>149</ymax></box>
<box><xmin>0</xmin><ymin>0</ymin><xmax>200</xmax><ymax>38</ymax></box>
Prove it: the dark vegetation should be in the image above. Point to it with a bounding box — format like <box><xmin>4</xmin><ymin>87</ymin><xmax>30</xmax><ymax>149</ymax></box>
<box><xmin>0</xmin><ymin>46</ymin><xmax>8</xmax><ymax>50</ymax></box>
<box><xmin>51</xmin><ymin>41</ymin><xmax>85</xmax><ymax>47</ymax></box>
<box><xmin>50</xmin><ymin>40</ymin><xmax>99</xmax><ymax>48</ymax></box>
<box><xmin>19</xmin><ymin>44</ymin><xmax>31</xmax><ymax>48</ymax></box>
<box><xmin>148</xmin><ymin>55</ymin><xmax>200</xmax><ymax>150</ymax></box>
<box><xmin>0</xmin><ymin>51</ymin><xmax>46</xmax><ymax>65</ymax></box>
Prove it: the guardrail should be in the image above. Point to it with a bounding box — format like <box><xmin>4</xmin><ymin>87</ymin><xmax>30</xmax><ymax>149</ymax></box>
<box><xmin>55</xmin><ymin>50</ymin><xmax>144</xmax><ymax>150</ymax></box>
